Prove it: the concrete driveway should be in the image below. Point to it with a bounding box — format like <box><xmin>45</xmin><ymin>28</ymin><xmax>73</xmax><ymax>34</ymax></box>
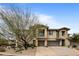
<box><xmin>35</xmin><ymin>46</ymin><xmax>79</xmax><ymax>56</ymax></box>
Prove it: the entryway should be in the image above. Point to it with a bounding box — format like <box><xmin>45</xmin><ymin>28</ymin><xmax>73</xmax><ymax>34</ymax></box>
<box><xmin>61</xmin><ymin>40</ymin><xmax>65</xmax><ymax>46</ymax></box>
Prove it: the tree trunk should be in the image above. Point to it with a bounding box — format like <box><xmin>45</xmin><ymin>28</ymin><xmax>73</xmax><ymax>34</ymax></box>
<box><xmin>24</xmin><ymin>41</ymin><xmax>28</xmax><ymax>49</ymax></box>
<box><xmin>20</xmin><ymin>37</ymin><xmax>28</xmax><ymax>49</ymax></box>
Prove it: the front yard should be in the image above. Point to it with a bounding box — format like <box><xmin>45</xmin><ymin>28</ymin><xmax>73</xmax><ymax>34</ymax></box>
<box><xmin>0</xmin><ymin>46</ymin><xmax>79</xmax><ymax>56</ymax></box>
<box><xmin>0</xmin><ymin>47</ymin><xmax>37</xmax><ymax>56</ymax></box>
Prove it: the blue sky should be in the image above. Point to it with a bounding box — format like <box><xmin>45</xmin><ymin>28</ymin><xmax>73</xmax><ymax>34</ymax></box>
<box><xmin>0</xmin><ymin>3</ymin><xmax>79</xmax><ymax>34</ymax></box>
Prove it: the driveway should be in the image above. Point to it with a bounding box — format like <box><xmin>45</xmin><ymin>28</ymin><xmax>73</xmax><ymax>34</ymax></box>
<box><xmin>35</xmin><ymin>46</ymin><xmax>79</xmax><ymax>56</ymax></box>
<box><xmin>0</xmin><ymin>47</ymin><xmax>79</xmax><ymax>56</ymax></box>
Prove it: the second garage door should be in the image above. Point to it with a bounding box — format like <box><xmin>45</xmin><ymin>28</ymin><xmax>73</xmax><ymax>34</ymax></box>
<box><xmin>38</xmin><ymin>40</ymin><xmax>44</xmax><ymax>46</ymax></box>
<box><xmin>48</xmin><ymin>40</ymin><xmax>60</xmax><ymax>46</ymax></box>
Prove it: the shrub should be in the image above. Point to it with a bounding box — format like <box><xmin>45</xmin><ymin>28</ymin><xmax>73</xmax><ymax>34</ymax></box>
<box><xmin>76</xmin><ymin>46</ymin><xmax>79</xmax><ymax>50</ymax></box>
<box><xmin>26</xmin><ymin>43</ymin><xmax>35</xmax><ymax>48</ymax></box>
<box><xmin>16</xmin><ymin>44</ymin><xmax>24</xmax><ymax>52</ymax></box>
<box><xmin>0</xmin><ymin>39</ymin><xmax>9</xmax><ymax>46</ymax></box>
<box><xmin>68</xmin><ymin>45</ymin><xmax>70</xmax><ymax>48</ymax></box>
<box><xmin>72</xmin><ymin>45</ymin><xmax>77</xmax><ymax>48</ymax></box>
<box><xmin>0</xmin><ymin>47</ymin><xmax>6</xmax><ymax>52</ymax></box>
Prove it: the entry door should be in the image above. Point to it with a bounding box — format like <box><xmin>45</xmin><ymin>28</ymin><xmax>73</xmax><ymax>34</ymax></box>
<box><xmin>62</xmin><ymin>40</ymin><xmax>65</xmax><ymax>46</ymax></box>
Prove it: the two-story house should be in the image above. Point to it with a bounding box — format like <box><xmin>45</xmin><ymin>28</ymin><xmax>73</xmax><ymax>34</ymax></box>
<box><xmin>33</xmin><ymin>24</ymin><xmax>70</xmax><ymax>47</ymax></box>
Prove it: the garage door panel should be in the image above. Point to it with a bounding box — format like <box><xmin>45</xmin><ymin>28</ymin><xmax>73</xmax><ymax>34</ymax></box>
<box><xmin>48</xmin><ymin>41</ymin><xmax>59</xmax><ymax>46</ymax></box>
<box><xmin>38</xmin><ymin>40</ymin><xmax>44</xmax><ymax>46</ymax></box>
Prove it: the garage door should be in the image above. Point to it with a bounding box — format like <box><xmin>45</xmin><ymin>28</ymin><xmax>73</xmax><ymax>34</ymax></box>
<box><xmin>38</xmin><ymin>40</ymin><xmax>44</xmax><ymax>46</ymax></box>
<box><xmin>48</xmin><ymin>41</ymin><xmax>60</xmax><ymax>46</ymax></box>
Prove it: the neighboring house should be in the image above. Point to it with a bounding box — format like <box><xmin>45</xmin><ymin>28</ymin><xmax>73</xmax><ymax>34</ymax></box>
<box><xmin>33</xmin><ymin>24</ymin><xmax>70</xmax><ymax>47</ymax></box>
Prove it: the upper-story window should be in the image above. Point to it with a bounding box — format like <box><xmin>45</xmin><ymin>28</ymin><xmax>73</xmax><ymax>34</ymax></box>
<box><xmin>62</xmin><ymin>31</ymin><xmax>65</xmax><ymax>36</ymax></box>
<box><xmin>38</xmin><ymin>29</ymin><xmax>44</xmax><ymax>37</ymax></box>
<box><xmin>49</xmin><ymin>30</ymin><xmax>53</xmax><ymax>35</ymax></box>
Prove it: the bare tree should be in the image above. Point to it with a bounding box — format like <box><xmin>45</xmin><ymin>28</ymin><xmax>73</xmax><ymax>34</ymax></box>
<box><xmin>0</xmin><ymin>7</ymin><xmax>39</xmax><ymax>50</ymax></box>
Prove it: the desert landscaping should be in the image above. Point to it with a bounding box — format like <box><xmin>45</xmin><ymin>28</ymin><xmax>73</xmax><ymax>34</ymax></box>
<box><xmin>0</xmin><ymin>47</ymin><xmax>79</xmax><ymax>56</ymax></box>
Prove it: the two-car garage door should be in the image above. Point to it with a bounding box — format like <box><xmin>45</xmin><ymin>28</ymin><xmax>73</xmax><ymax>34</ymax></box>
<box><xmin>48</xmin><ymin>40</ymin><xmax>60</xmax><ymax>46</ymax></box>
<box><xmin>38</xmin><ymin>40</ymin><xmax>60</xmax><ymax>46</ymax></box>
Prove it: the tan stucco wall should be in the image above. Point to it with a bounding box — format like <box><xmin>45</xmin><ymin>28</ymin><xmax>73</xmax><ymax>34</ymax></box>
<box><xmin>59</xmin><ymin>30</ymin><xmax>68</xmax><ymax>39</ymax></box>
<box><xmin>35</xmin><ymin>27</ymin><xmax>70</xmax><ymax>46</ymax></box>
<box><xmin>45</xmin><ymin>29</ymin><xmax>48</xmax><ymax>38</ymax></box>
<box><xmin>65</xmin><ymin>39</ymin><xmax>70</xmax><ymax>46</ymax></box>
<box><xmin>48</xmin><ymin>31</ymin><xmax>57</xmax><ymax>40</ymax></box>
<box><xmin>37</xmin><ymin>29</ymin><xmax>69</xmax><ymax>40</ymax></box>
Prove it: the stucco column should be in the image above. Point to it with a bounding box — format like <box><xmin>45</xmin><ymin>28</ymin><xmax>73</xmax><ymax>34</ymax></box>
<box><xmin>59</xmin><ymin>40</ymin><xmax>62</xmax><ymax>46</ymax></box>
<box><xmin>59</xmin><ymin>31</ymin><xmax>61</xmax><ymax>39</ymax></box>
<box><xmin>44</xmin><ymin>29</ymin><xmax>48</xmax><ymax>47</ymax></box>
<box><xmin>36</xmin><ymin>29</ymin><xmax>38</xmax><ymax>38</ymax></box>
<box><xmin>35</xmin><ymin>39</ymin><xmax>38</xmax><ymax>47</ymax></box>
<box><xmin>65</xmin><ymin>31</ymin><xmax>68</xmax><ymax>38</ymax></box>
<box><xmin>65</xmin><ymin>31</ymin><xmax>70</xmax><ymax>46</ymax></box>
<box><xmin>35</xmin><ymin>29</ymin><xmax>38</xmax><ymax>47</ymax></box>
<box><xmin>45</xmin><ymin>39</ymin><xmax>47</xmax><ymax>47</ymax></box>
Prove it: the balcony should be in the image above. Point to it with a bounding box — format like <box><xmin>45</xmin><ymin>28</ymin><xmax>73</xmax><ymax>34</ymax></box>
<box><xmin>38</xmin><ymin>29</ymin><xmax>45</xmax><ymax>38</ymax></box>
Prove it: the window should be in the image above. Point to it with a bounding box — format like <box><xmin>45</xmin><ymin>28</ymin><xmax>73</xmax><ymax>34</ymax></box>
<box><xmin>62</xmin><ymin>31</ymin><xmax>65</xmax><ymax>36</ymax></box>
<box><xmin>38</xmin><ymin>30</ymin><xmax>44</xmax><ymax>37</ymax></box>
<box><xmin>49</xmin><ymin>30</ymin><xmax>53</xmax><ymax>35</ymax></box>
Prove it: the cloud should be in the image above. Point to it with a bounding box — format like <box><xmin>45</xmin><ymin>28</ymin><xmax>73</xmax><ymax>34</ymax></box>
<box><xmin>37</xmin><ymin>13</ymin><xmax>75</xmax><ymax>34</ymax></box>
<box><xmin>37</xmin><ymin>13</ymin><xmax>65</xmax><ymax>29</ymax></box>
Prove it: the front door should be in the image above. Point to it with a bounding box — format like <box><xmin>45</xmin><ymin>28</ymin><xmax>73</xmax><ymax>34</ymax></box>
<box><xmin>62</xmin><ymin>40</ymin><xmax>65</xmax><ymax>46</ymax></box>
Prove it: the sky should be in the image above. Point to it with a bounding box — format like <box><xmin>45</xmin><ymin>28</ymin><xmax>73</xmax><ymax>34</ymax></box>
<box><xmin>0</xmin><ymin>3</ymin><xmax>79</xmax><ymax>34</ymax></box>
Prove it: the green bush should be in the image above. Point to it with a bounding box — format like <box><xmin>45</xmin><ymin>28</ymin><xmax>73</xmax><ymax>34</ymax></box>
<box><xmin>76</xmin><ymin>46</ymin><xmax>79</xmax><ymax>50</ymax></box>
<box><xmin>0</xmin><ymin>47</ymin><xmax>6</xmax><ymax>52</ymax></box>
<box><xmin>15</xmin><ymin>44</ymin><xmax>24</xmax><ymax>52</ymax></box>
<box><xmin>10</xmin><ymin>44</ymin><xmax>15</xmax><ymax>49</ymax></box>
<box><xmin>72</xmin><ymin>45</ymin><xmax>77</xmax><ymax>48</ymax></box>
<box><xmin>29</xmin><ymin>44</ymin><xmax>35</xmax><ymax>49</ymax></box>
<box><xmin>70</xmin><ymin>33</ymin><xmax>79</xmax><ymax>42</ymax></box>
<box><xmin>0</xmin><ymin>39</ymin><xmax>9</xmax><ymax>46</ymax></box>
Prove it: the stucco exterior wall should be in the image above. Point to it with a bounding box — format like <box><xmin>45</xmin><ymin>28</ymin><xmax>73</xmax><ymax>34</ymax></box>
<box><xmin>59</xmin><ymin>30</ymin><xmax>68</xmax><ymax>39</ymax></box>
<box><xmin>48</xmin><ymin>31</ymin><xmax>57</xmax><ymax>39</ymax></box>
<box><xmin>34</xmin><ymin>25</ymin><xmax>70</xmax><ymax>46</ymax></box>
<box><xmin>65</xmin><ymin>39</ymin><xmax>70</xmax><ymax>46</ymax></box>
<box><xmin>70</xmin><ymin>41</ymin><xmax>79</xmax><ymax>46</ymax></box>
